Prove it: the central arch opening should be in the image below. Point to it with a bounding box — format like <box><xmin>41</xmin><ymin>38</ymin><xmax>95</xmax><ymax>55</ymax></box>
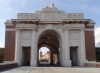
<box><xmin>39</xmin><ymin>47</ymin><xmax>50</xmax><ymax>65</ymax></box>
<box><xmin>37</xmin><ymin>30</ymin><xmax>61</xmax><ymax>67</ymax></box>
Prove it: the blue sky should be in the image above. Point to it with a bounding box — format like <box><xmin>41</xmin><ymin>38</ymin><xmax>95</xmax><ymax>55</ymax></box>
<box><xmin>0</xmin><ymin>0</ymin><xmax>100</xmax><ymax>47</ymax></box>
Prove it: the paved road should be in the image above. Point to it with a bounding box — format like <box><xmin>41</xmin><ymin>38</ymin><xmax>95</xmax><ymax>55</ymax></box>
<box><xmin>1</xmin><ymin>67</ymin><xmax>100</xmax><ymax>73</ymax></box>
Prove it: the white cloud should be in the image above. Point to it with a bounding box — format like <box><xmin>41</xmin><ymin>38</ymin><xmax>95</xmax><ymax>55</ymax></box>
<box><xmin>10</xmin><ymin>0</ymin><xmax>27</xmax><ymax>7</ymax></box>
<box><xmin>0</xmin><ymin>43</ymin><xmax>4</xmax><ymax>48</ymax></box>
<box><xmin>0</xmin><ymin>19</ymin><xmax>5</xmax><ymax>48</ymax></box>
<box><xmin>95</xmin><ymin>27</ymin><xmax>100</xmax><ymax>47</ymax></box>
<box><xmin>21</xmin><ymin>0</ymin><xmax>27</xmax><ymax>7</ymax></box>
<box><xmin>0</xmin><ymin>0</ymin><xmax>13</xmax><ymax>18</ymax></box>
<box><xmin>39</xmin><ymin>47</ymin><xmax>49</xmax><ymax>55</ymax></box>
<box><xmin>0</xmin><ymin>0</ymin><xmax>27</xmax><ymax>15</ymax></box>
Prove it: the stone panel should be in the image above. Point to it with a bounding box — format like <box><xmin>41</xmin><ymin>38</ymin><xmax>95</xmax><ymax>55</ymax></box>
<box><xmin>20</xmin><ymin>30</ymin><xmax>32</xmax><ymax>46</ymax></box>
<box><xmin>40</xmin><ymin>13</ymin><xmax>61</xmax><ymax>21</ymax></box>
<box><xmin>69</xmin><ymin>30</ymin><xmax>80</xmax><ymax>46</ymax></box>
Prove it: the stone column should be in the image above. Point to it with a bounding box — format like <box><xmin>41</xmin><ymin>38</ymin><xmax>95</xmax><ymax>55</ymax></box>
<box><xmin>80</xmin><ymin>29</ymin><xmax>87</xmax><ymax>66</ymax></box>
<box><xmin>62</xmin><ymin>29</ymin><xmax>71</xmax><ymax>67</ymax></box>
<box><xmin>15</xmin><ymin>29</ymin><xmax>21</xmax><ymax>66</ymax></box>
<box><xmin>30</xmin><ymin>29</ymin><xmax>37</xmax><ymax>67</ymax></box>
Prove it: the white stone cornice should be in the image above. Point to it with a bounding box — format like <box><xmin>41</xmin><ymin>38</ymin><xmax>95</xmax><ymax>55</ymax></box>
<box><xmin>12</xmin><ymin>19</ymin><xmax>39</xmax><ymax>22</ymax></box>
<box><xmin>63</xmin><ymin>24</ymin><xmax>85</xmax><ymax>30</ymax></box>
<box><xmin>5</xmin><ymin>20</ymin><xmax>13</xmax><ymax>26</ymax></box>
<box><xmin>53</xmin><ymin>24</ymin><xmax>63</xmax><ymax>30</ymax></box>
<box><xmin>39</xmin><ymin>21</ymin><xmax>62</xmax><ymax>24</ymax></box>
<box><xmin>16</xmin><ymin>24</ymin><xmax>37</xmax><ymax>30</ymax></box>
<box><xmin>37</xmin><ymin>24</ymin><xmax>63</xmax><ymax>30</ymax></box>
<box><xmin>37</xmin><ymin>24</ymin><xmax>46</xmax><ymax>29</ymax></box>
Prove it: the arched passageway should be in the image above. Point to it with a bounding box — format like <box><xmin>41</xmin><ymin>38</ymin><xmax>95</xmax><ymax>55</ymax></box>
<box><xmin>37</xmin><ymin>30</ymin><xmax>61</xmax><ymax>66</ymax></box>
<box><xmin>39</xmin><ymin>47</ymin><xmax>50</xmax><ymax>65</ymax></box>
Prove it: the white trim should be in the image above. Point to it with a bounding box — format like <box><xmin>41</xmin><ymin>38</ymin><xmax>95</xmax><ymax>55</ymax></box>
<box><xmin>85</xmin><ymin>29</ymin><xmax>94</xmax><ymax>31</ymax></box>
<box><xmin>6</xmin><ymin>29</ymin><xmax>15</xmax><ymax>31</ymax></box>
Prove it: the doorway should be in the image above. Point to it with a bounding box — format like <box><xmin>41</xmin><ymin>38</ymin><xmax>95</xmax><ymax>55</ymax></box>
<box><xmin>22</xmin><ymin>47</ymin><xmax>31</xmax><ymax>66</ymax></box>
<box><xmin>70</xmin><ymin>47</ymin><xmax>78</xmax><ymax>66</ymax></box>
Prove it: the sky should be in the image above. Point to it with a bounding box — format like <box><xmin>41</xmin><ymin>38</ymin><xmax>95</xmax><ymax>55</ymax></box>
<box><xmin>0</xmin><ymin>0</ymin><xmax>100</xmax><ymax>47</ymax></box>
<box><xmin>39</xmin><ymin>47</ymin><xmax>49</xmax><ymax>55</ymax></box>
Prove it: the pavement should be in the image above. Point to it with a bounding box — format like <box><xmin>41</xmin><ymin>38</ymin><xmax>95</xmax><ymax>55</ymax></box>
<box><xmin>0</xmin><ymin>67</ymin><xmax>100</xmax><ymax>73</ymax></box>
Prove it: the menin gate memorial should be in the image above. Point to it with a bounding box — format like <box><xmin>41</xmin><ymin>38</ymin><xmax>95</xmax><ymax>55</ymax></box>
<box><xmin>4</xmin><ymin>4</ymin><xmax>96</xmax><ymax>67</ymax></box>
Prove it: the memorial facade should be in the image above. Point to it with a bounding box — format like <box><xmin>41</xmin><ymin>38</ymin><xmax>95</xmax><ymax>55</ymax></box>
<box><xmin>4</xmin><ymin>4</ymin><xmax>96</xmax><ymax>67</ymax></box>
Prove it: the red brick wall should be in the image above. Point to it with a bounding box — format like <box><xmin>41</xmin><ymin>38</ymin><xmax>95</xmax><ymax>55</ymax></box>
<box><xmin>85</xmin><ymin>30</ymin><xmax>96</xmax><ymax>61</ymax></box>
<box><xmin>85</xmin><ymin>26</ymin><xmax>94</xmax><ymax>29</ymax></box>
<box><xmin>0</xmin><ymin>48</ymin><xmax>4</xmax><ymax>62</ymax></box>
<box><xmin>0</xmin><ymin>48</ymin><xmax>4</xmax><ymax>54</ymax></box>
<box><xmin>4</xmin><ymin>30</ymin><xmax>15</xmax><ymax>61</ymax></box>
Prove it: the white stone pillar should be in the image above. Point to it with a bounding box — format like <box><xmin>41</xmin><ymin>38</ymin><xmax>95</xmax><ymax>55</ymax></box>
<box><xmin>30</xmin><ymin>29</ymin><xmax>37</xmax><ymax>67</ymax></box>
<box><xmin>80</xmin><ymin>29</ymin><xmax>87</xmax><ymax>66</ymax></box>
<box><xmin>62</xmin><ymin>29</ymin><xmax>71</xmax><ymax>67</ymax></box>
<box><xmin>15</xmin><ymin>30</ymin><xmax>21</xmax><ymax>66</ymax></box>
<box><xmin>59</xmin><ymin>40</ymin><xmax>63</xmax><ymax>66</ymax></box>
